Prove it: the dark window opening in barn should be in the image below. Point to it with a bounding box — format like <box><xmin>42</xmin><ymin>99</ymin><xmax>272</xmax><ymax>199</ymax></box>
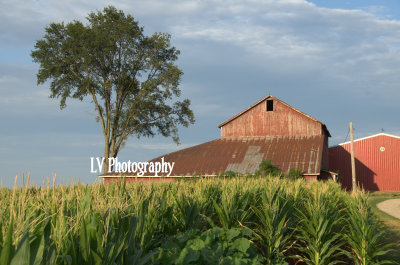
<box><xmin>266</xmin><ymin>100</ymin><xmax>274</xmax><ymax>111</ymax></box>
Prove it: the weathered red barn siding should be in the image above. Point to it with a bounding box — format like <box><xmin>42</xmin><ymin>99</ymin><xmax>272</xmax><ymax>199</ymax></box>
<box><xmin>321</xmin><ymin>134</ymin><xmax>330</xmax><ymax>170</ymax></box>
<box><xmin>103</xmin><ymin>177</ymin><xmax>176</xmax><ymax>185</ymax></box>
<box><xmin>219</xmin><ymin>96</ymin><xmax>326</xmax><ymax>138</ymax></box>
<box><xmin>329</xmin><ymin>134</ymin><xmax>400</xmax><ymax>191</ymax></box>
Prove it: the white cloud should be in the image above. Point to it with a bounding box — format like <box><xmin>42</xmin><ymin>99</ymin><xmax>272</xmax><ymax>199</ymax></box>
<box><xmin>169</xmin><ymin>1</ymin><xmax>400</xmax><ymax>102</ymax></box>
<box><xmin>2</xmin><ymin>0</ymin><xmax>400</xmax><ymax>185</ymax></box>
<box><xmin>2</xmin><ymin>0</ymin><xmax>400</xmax><ymax>108</ymax></box>
<box><xmin>126</xmin><ymin>141</ymin><xmax>198</xmax><ymax>151</ymax></box>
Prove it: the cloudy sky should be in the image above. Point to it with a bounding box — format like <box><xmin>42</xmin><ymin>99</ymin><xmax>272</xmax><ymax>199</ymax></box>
<box><xmin>1</xmin><ymin>0</ymin><xmax>400</xmax><ymax>187</ymax></box>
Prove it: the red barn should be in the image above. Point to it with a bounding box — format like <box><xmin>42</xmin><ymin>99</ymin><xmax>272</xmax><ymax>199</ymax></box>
<box><xmin>102</xmin><ymin>95</ymin><xmax>333</xmax><ymax>184</ymax></box>
<box><xmin>329</xmin><ymin>133</ymin><xmax>400</xmax><ymax>191</ymax></box>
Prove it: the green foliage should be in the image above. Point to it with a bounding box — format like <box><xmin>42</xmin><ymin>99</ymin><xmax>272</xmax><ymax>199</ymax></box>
<box><xmin>154</xmin><ymin>227</ymin><xmax>262</xmax><ymax>264</ymax></box>
<box><xmin>0</xmin><ymin>219</ymin><xmax>56</xmax><ymax>265</ymax></box>
<box><xmin>344</xmin><ymin>194</ymin><xmax>395</xmax><ymax>265</ymax></box>
<box><xmin>31</xmin><ymin>6</ymin><xmax>194</xmax><ymax>170</ymax></box>
<box><xmin>294</xmin><ymin>187</ymin><xmax>346</xmax><ymax>265</ymax></box>
<box><xmin>287</xmin><ymin>168</ymin><xmax>303</xmax><ymax>180</ymax></box>
<box><xmin>211</xmin><ymin>190</ymin><xmax>253</xmax><ymax>229</ymax></box>
<box><xmin>256</xmin><ymin>160</ymin><xmax>282</xmax><ymax>177</ymax></box>
<box><xmin>0</xmin><ymin>218</ymin><xmax>14</xmax><ymax>265</ymax></box>
<box><xmin>172</xmin><ymin>194</ymin><xmax>201</xmax><ymax>231</ymax></box>
<box><xmin>249</xmin><ymin>184</ymin><xmax>293</xmax><ymax>265</ymax></box>
<box><xmin>219</xmin><ymin>171</ymin><xmax>239</xmax><ymax>178</ymax></box>
<box><xmin>0</xmin><ymin>177</ymin><xmax>395</xmax><ymax>264</ymax></box>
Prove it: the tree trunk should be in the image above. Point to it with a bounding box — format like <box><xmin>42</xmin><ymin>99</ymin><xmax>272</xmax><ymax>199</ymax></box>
<box><xmin>104</xmin><ymin>138</ymin><xmax>110</xmax><ymax>174</ymax></box>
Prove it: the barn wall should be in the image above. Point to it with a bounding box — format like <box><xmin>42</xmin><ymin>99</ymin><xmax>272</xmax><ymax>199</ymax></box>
<box><xmin>220</xmin><ymin>99</ymin><xmax>323</xmax><ymax>138</ymax></box>
<box><xmin>321</xmin><ymin>134</ymin><xmax>330</xmax><ymax>170</ymax></box>
<box><xmin>303</xmin><ymin>175</ymin><xmax>318</xmax><ymax>184</ymax></box>
<box><xmin>103</xmin><ymin>177</ymin><xmax>175</xmax><ymax>185</ymax></box>
<box><xmin>329</xmin><ymin>134</ymin><xmax>400</xmax><ymax>191</ymax></box>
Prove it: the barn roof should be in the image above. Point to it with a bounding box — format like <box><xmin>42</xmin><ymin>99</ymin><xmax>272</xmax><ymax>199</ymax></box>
<box><xmin>336</xmin><ymin>133</ymin><xmax>400</xmax><ymax>146</ymax></box>
<box><xmin>100</xmin><ymin>135</ymin><xmax>324</xmax><ymax>177</ymax></box>
<box><xmin>218</xmin><ymin>95</ymin><xmax>331</xmax><ymax>137</ymax></box>
<box><xmin>156</xmin><ymin>135</ymin><xmax>324</xmax><ymax>176</ymax></box>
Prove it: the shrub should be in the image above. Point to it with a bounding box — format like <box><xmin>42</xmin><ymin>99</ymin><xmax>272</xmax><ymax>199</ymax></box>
<box><xmin>256</xmin><ymin>160</ymin><xmax>282</xmax><ymax>177</ymax></box>
<box><xmin>287</xmin><ymin>168</ymin><xmax>302</xmax><ymax>180</ymax></box>
<box><xmin>219</xmin><ymin>171</ymin><xmax>239</xmax><ymax>178</ymax></box>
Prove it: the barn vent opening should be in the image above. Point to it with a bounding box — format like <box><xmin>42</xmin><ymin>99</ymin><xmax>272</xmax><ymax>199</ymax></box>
<box><xmin>266</xmin><ymin>100</ymin><xmax>274</xmax><ymax>111</ymax></box>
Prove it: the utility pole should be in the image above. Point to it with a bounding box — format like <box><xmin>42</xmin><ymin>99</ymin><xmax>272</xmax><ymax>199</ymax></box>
<box><xmin>350</xmin><ymin>122</ymin><xmax>357</xmax><ymax>192</ymax></box>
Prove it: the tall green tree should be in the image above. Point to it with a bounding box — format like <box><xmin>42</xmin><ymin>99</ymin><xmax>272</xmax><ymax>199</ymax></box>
<box><xmin>31</xmin><ymin>6</ymin><xmax>194</xmax><ymax>173</ymax></box>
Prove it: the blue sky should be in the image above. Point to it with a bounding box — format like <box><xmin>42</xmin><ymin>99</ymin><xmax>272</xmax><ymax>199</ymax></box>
<box><xmin>1</xmin><ymin>0</ymin><xmax>400</xmax><ymax>187</ymax></box>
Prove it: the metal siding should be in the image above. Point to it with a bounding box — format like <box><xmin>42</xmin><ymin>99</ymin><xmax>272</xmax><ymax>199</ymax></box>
<box><xmin>221</xmin><ymin>98</ymin><xmax>323</xmax><ymax>138</ymax></box>
<box><xmin>329</xmin><ymin>134</ymin><xmax>400</xmax><ymax>191</ymax></box>
<box><xmin>321</xmin><ymin>135</ymin><xmax>329</xmax><ymax>169</ymax></box>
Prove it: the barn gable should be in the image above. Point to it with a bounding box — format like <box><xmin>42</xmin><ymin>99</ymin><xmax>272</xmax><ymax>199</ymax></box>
<box><xmin>219</xmin><ymin>95</ymin><xmax>331</xmax><ymax>138</ymax></box>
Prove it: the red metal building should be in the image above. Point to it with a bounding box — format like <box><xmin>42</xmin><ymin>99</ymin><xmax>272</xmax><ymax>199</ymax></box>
<box><xmin>329</xmin><ymin>133</ymin><xmax>400</xmax><ymax>191</ymax></box>
<box><xmin>102</xmin><ymin>95</ymin><xmax>332</xmax><ymax>184</ymax></box>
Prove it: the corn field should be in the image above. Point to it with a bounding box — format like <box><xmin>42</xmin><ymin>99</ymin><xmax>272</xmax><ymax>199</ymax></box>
<box><xmin>0</xmin><ymin>175</ymin><xmax>394</xmax><ymax>265</ymax></box>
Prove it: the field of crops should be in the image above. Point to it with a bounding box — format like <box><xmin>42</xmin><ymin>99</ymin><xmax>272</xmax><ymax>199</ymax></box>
<box><xmin>0</xmin><ymin>176</ymin><xmax>395</xmax><ymax>265</ymax></box>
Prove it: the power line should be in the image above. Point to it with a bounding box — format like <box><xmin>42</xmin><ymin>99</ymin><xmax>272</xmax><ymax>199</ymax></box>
<box><xmin>344</xmin><ymin>128</ymin><xmax>350</xmax><ymax>143</ymax></box>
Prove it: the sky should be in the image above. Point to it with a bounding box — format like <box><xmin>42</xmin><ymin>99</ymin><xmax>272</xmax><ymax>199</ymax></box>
<box><xmin>1</xmin><ymin>0</ymin><xmax>400</xmax><ymax>187</ymax></box>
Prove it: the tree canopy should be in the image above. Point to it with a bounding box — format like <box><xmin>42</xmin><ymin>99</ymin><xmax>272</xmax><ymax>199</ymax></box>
<box><xmin>31</xmin><ymin>6</ymin><xmax>194</xmax><ymax>173</ymax></box>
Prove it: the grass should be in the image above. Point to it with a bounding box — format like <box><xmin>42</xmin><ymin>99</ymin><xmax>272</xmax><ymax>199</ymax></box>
<box><xmin>368</xmin><ymin>191</ymin><xmax>400</xmax><ymax>263</ymax></box>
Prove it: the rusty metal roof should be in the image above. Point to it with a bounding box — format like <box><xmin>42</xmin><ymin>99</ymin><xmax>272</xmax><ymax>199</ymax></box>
<box><xmin>218</xmin><ymin>95</ymin><xmax>331</xmax><ymax>137</ymax></box>
<box><xmin>142</xmin><ymin>135</ymin><xmax>325</xmax><ymax>176</ymax></box>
